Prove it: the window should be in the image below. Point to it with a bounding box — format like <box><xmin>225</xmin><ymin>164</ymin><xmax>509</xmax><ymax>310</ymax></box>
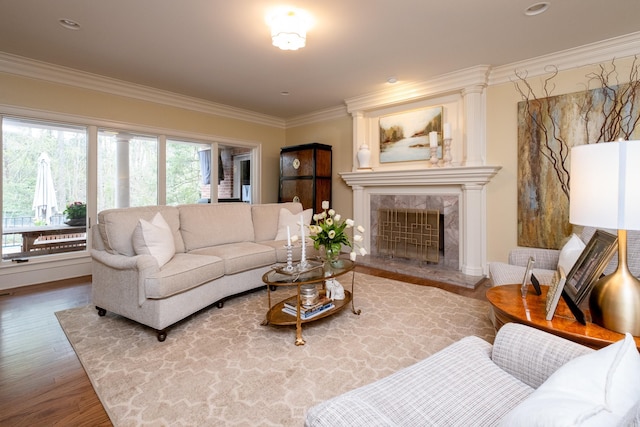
<box><xmin>97</xmin><ymin>130</ymin><xmax>158</xmax><ymax>211</ymax></box>
<box><xmin>1</xmin><ymin>113</ymin><xmax>260</xmax><ymax>264</ymax></box>
<box><xmin>166</xmin><ymin>139</ymin><xmax>211</xmax><ymax>205</ymax></box>
<box><xmin>1</xmin><ymin>117</ymin><xmax>87</xmax><ymax>259</ymax></box>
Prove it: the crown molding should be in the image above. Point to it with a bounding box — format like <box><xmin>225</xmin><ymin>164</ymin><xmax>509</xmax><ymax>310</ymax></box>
<box><xmin>0</xmin><ymin>52</ymin><xmax>286</xmax><ymax>129</ymax></box>
<box><xmin>489</xmin><ymin>31</ymin><xmax>640</xmax><ymax>85</ymax></box>
<box><xmin>285</xmin><ymin>105</ymin><xmax>348</xmax><ymax>128</ymax></box>
<box><xmin>344</xmin><ymin>65</ymin><xmax>491</xmax><ymax>113</ymax></box>
<box><xmin>2</xmin><ymin>31</ymin><xmax>639</xmax><ymax>130</ymax></box>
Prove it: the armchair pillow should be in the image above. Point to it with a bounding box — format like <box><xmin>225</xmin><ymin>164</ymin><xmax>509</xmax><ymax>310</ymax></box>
<box><xmin>499</xmin><ymin>333</ymin><xmax>640</xmax><ymax>426</ymax></box>
<box><xmin>557</xmin><ymin>233</ymin><xmax>586</xmax><ymax>275</ymax></box>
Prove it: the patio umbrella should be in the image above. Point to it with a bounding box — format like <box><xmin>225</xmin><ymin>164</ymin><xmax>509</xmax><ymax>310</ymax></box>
<box><xmin>32</xmin><ymin>152</ymin><xmax>58</xmax><ymax>225</ymax></box>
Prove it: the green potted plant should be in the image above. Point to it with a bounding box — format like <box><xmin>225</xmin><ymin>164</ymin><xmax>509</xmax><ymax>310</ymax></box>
<box><xmin>64</xmin><ymin>201</ymin><xmax>86</xmax><ymax>226</ymax></box>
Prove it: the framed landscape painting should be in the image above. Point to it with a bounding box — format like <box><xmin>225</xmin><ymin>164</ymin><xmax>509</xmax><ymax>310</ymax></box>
<box><xmin>379</xmin><ymin>106</ymin><xmax>442</xmax><ymax>163</ymax></box>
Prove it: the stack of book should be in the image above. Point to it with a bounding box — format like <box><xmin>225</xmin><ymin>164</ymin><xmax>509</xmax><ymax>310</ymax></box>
<box><xmin>282</xmin><ymin>296</ymin><xmax>334</xmax><ymax>320</ymax></box>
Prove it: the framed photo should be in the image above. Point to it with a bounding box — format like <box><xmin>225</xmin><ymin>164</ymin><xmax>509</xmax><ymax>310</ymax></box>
<box><xmin>378</xmin><ymin>106</ymin><xmax>443</xmax><ymax>163</ymax></box>
<box><xmin>545</xmin><ymin>266</ymin><xmax>567</xmax><ymax>320</ymax></box>
<box><xmin>564</xmin><ymin>230</ymin><xmax>618</xmax><ymax>306</ymax></box>
<box><xmin>521</xmin><ymin>256</ymin><xmax>535</xmax><ymax>298</ymax></box>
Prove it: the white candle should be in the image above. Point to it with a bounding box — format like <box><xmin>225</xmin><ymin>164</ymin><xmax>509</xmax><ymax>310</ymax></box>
<box><xmin>286</xmin><ymin>226</ymin><xmax>291</xmax><ymax>246</ymax></box>
<box><xmin>429</xmin><ymin>131</ymin><xmax>438</xmax><ymax>148</ymax></box>
<box><xmin>444</xmin><ymin>123</ymin><xmax>451</xmax><ymax>139</ymax></box>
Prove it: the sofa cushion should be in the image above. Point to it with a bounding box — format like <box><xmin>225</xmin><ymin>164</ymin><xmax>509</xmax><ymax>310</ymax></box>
<box><xmin>252</xmin><ymin>202</ymin><xmax>303</xmax><ymax>242</ymax></box>
<box><xmin>132</xmin><ymin>212</ymin><xmax>175</xmax><ymax>267</ymax></box>
<box><xmin>499</xmin><ymin>333</ymin><xmax>640</xmax><ymax>426</ymax></box>
<box><xmin>305</xmin><ymin>336</ymin><xmax>533</xmax><ymax>427</ymax></box>
<box><xmin>144</xmin><ymin>253</ymin><xmax>225</xmax><ymax>299</ymax></box>
<box><xmin>179</xmin><ymin>203</ymin><xmax>255</xmax><ymax>250</ymax></box>
<box><xmin>189</xmin><ymin>242</ymin><xmax>276</xmax><ymax>274</ymax></box>
<box><xmin>98</xmin><ymin>205</ymin><xmax>185</xmax><ymax>256</ymax></box>
<box><xmin>274</xmin><ymin>207</ymin><xmax>313</xmax><ymax>241</ymax></box>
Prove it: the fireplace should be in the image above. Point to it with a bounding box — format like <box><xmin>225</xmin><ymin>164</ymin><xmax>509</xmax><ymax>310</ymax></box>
<box><xmin>371</xmin><ymin>193</ymin><xmax>459</xmax><ymax>269</ymax></box>
<box><xmin>376</xmin><ymin>208</ymin><xmax>441</xmax><ymax>263</ymax></box>
<box><xmin>341</xmin><ymin>167</ymin><xmax>499</xmax><ymax>276</ymax></box>
<box><xmin>341</xmin><ymin>66</ymin><xmax>501</xmax><ymax>276</ymax></box>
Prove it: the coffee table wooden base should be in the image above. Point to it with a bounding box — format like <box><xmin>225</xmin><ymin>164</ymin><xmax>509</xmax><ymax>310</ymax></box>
<box><xmin>262</xmin><ymin>260</ymin><xmax>360</xmax><ymax>345</ymax></box>
<box><xmin>264</xmin><ymin>289</ymin><xmax>354</xmax><ymax>346</ymax></box>
<box><xmin>486</xmin><ymin>284</ymin><xmax>640</xmax><ymax>350</ymax></box>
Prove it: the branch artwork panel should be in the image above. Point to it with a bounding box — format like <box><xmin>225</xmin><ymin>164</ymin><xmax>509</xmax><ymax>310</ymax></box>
<box><xmin>516</xmin><ymin>59</ymin><xmax>640</xmax><ymax>249</ymax></box>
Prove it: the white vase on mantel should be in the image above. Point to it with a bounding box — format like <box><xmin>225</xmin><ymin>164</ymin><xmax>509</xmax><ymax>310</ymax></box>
<box><xmin>357</xmin><ymin>144</ymin><xmax>371</xmax><ymax>169</ymax></box>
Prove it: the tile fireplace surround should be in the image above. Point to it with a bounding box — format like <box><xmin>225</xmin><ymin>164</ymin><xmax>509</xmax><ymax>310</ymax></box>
<box><xmin>341</xmin><ymin>167</ymin><xmax>500</xmax><ymax>277</ymax></box>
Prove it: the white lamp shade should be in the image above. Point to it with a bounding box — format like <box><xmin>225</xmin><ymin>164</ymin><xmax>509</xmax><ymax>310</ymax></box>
<box><xmin>570</xmin><ymin>140</ymin><xmax>640</xmax><ymax>230</ymax></box>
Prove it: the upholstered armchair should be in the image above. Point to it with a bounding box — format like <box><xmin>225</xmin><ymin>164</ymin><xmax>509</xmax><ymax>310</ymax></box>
<box><xmin>488</xmin><ymin>227</ymin><xmax>640</xmax><ymax>287</ymax></box>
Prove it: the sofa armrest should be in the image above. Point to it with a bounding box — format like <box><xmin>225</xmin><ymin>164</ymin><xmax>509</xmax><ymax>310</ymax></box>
<box><xmin>91</xmin><ymin>249</ymin><xmax>159</xmax><ymax>306</ymax></box>
<box><xmin>91</xmin><ymin>248</ymin><xmax>156</xmax><ymax>270</ymax></box>
<box><xmin>508</xmin><ymin>247</ymin><xmax>560</xmax><ymax>270</ymax></box>
<box><xmin>491</xmin><ymin>323</ymin><xmax>593</xmax><ymax>389</ymax></box>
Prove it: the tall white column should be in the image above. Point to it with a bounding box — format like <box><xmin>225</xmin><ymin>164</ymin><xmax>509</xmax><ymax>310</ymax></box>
<box><xmin>460</xmin><ymin>183</ymin><xmax>485</xmax><ymax>276</ymax></box>
<box><xmin>116</xmin><ymin>133</ymin><xmax>132</xmax><ymax>208</ymax></box>
<box><xmin>461</xmin><ymin>85</ymin><xmax>486</xmax><ymax>166</ymax></box>
<box><xmin>351</xmin><ymin>185</ymin><xmax>368</xmax><ymax>251</ymax></box>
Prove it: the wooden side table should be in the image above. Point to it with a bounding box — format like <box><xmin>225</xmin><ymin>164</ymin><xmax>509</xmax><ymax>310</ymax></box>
<box><xmin>486</xmin><ymin>284</ymin><xmax>640</xmax><ymax>350</ymax></box>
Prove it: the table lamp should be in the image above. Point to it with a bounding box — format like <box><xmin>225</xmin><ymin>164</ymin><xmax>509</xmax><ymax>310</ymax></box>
<box><xmin>569</xmin><ymin>140</ymin><xmax>640</xmax><ymax>335</ymax></box>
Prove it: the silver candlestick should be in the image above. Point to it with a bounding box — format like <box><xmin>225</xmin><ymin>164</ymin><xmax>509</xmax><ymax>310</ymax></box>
<box><xmin>299</xmin><ymin>239</ymin><xmax>309</xmax><ymax>269</ymax></box>
<box><xmin>284</xmin><ymin>244</ymin><xmax>294</xmax><ymax>271</ymax></box>
<box><xmin>443</xmin><ymin>137</ymin><xmax>452</xmax><ymax>167</ymax></box>
<box><xmin>429</xmin><ymin>146</ymin><xmax>439</xmax><ymax>168</ymax></box>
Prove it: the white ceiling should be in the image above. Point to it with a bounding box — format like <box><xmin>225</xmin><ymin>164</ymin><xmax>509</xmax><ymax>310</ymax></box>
<box><xmin>1</xmin><ymin>0</ymin><xmax>639</xmax><ymax>119</ymax></box>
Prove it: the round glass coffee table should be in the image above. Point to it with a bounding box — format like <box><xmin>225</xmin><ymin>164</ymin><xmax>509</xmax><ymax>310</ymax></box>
<box><xmin>261</xmin><ymin>258</ymin><xmax>360</xmax><ymax>345</ymax></box>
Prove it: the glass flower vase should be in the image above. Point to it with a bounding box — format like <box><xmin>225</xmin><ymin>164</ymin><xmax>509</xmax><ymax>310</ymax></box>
<box><xmin>324</xmin><ymin>244</ymin><xmax>342</xmax><ymax>267</ymax></box>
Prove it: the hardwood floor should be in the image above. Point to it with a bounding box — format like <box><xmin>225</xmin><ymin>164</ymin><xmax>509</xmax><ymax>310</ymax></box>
<box><xmin>0</xmin><ymin>276</ymin><xmax>111</xmax><ymax>426</ymax></box>
<box><xmin>0</xmin><ymin>268</ymin><xmax>488</xmax><ymax>426</ymax></box>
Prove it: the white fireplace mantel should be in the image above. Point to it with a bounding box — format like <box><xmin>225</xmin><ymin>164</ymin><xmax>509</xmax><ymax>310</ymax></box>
<box><xmin>340</xmin><ymin>166</ymin><xmax>500</xmax><ymax>187</ymax></box>
<box><xmin>341</xmin><ymin>165</ymin><xmax>501</xmax><ymax>276</ymax></box>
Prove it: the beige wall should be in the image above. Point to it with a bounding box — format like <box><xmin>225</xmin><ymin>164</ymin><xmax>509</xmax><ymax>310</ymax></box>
<box><xmin>486</xmin><ymin>57</ymin><xmax>638</xmax><ymax>263</ymax></box>
<box><xmin>285</xmin><ymin>115</ymin><xmax>353</xmax><ymax>217</ymax></box>
<box><xmin>0</xmin><ymin>72</ymin><xmax>286</xmax><ymax>203</ymax></box>
<box><xmin>2</xmin><ymin>55</ymin><xmax>636</xmax><ymax>272</ymax></box>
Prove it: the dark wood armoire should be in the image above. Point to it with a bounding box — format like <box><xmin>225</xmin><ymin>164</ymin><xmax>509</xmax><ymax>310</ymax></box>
<box><xmin>278</xmin><ymin>143</ymin><xmax>332</xmax><ymax>214</ymax></box>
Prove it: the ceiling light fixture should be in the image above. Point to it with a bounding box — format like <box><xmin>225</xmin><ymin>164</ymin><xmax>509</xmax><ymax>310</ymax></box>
<box><xmin>524</xmin><ymin>2</ymin><xmax>550</xmax><ymax>16</ymax></box>
<box><xmin>387</xmin><ymin>77</ymin><xmax>398</xmax><ymax>84</ymax></box>
<box><xmin>267</xmin><ymin>7</ymin><xmax>311</xmax><ymax>51</ymax></box>
<box><xmin>59</xmin><ymin>18</ymin><xmax>81</xmax><ymax>30</ymax></box>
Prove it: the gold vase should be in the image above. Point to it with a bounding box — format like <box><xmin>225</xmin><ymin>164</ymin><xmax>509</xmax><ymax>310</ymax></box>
<box><xmin>589</xmin><ymin>230</ymin><xmax>640</xmax><ymax>335</ymax></box>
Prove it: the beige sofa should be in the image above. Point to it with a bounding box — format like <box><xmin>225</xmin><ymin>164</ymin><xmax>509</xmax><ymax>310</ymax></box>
<box><xmin>91</xmin><ymin>202</ymin><xmax>315</xmax><ymax>341</ymax></box>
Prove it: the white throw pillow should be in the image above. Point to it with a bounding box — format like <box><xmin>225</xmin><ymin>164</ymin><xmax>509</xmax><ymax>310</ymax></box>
<box><xmin>274</xmin><ymin>208</ymin><xmax>313</xmax><ymax>241</ymax></box>
<box><xmin>499</xmin><ymin>333</ymin><xmax>640</xmax><ymax>426</ymax></box>
<box><xmin>132</xmin><ymin>212</ymin><xmax>175</xmax><ymax>267</ymax></box>
<box><xmin>558</xmin><ymin>233</ymin><xmax>586</xmax><ymax>274</ymax></box>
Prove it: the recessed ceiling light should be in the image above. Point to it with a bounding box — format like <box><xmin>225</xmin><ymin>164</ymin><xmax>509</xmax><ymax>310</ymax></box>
<box><xmin>280</xmin><ymin>91</ymin><xmax>290</xmax><ymax>96</ymax></box>
<box><xmin>524</xmin><ymin>2</ymin><xmax>550</xmax><ymax>16</ymax></box>
<box><xmin>387</xmin><ymin>77</ymin><xmax>398</xmax><ymax>84</ymax></box>
<box><xmin>59</xmin><ymin>18</ymin><xmax>81</xmax><ymax>30</ymax></box>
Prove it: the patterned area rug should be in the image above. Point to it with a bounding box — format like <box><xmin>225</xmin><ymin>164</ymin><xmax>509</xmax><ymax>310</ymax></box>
<box><xmin>56</xmin><ymin>273</ymin><xmax>495</xmax><ymax>426</ymax></box>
